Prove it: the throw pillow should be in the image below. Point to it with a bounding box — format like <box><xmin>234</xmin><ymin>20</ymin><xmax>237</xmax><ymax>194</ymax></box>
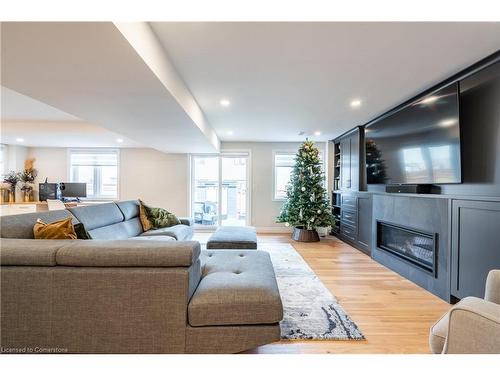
<box><xmin>74</xmin><ymin>223</ymin><xmax>92</xmax><ymax>240</ymax></box>
<box><xmin>139</xmin><ymin>200</ymin><xmax>153</xmax><ymax>231</ymax></box>
<box><xmin>33</xmin><ymin>217</ymin><xmax>77</xmax><ymax>240</ymax></box>
<box><xmin>139</xmin><ymin>200</ymin><xmax>181</xmax><ymax>230</ymax></box>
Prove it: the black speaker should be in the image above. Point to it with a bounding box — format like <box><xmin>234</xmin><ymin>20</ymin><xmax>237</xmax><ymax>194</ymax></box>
<box><xmin>39</xmin><ymin>183</ymin><xmax>61</xmax><ymax>201</ymax></box>
<box><xmin>385</xmin><ymin>184</ymin><xmax>432</xmax><ymax>194</ymax></box>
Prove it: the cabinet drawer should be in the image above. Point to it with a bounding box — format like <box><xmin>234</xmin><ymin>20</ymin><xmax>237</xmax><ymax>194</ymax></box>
<box><xmin>341</xmin><ymin>194</ymin><xmax>357</xmax><ymax>209</ymax></box>
<box><xmin>341</xmin><ymin>209</ymin><xmax>357</xmax><ymax>226</ymax></box>
<box><xmin>340</xmin><ymin>222</ymin><xmax>357</xmax><ymax>241</ymax></box>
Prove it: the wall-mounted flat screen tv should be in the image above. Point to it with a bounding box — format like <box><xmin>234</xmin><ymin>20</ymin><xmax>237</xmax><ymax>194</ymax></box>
<box><xmin>365</xmin><ymin>83</ymin><xmax>461</xmax><ymax>185</ymax></box>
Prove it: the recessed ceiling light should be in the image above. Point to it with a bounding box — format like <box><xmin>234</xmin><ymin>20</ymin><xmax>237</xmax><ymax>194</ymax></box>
<box><xmin>16</xmin><ymin>138</ymin><xmax>24</xmax><ymax>142</ymax></box>
<box><xmin>116</xmin><ymin>138</ymin><xmax>124</xmax><ymax>143</ymax></box>
<box><xmin>220</xmin><ymin>99</ymin><xmax>230</xmax><ymax>107</ymax></box>
<box><xmin>350</xmin><ymin>99</ymin><xmax>362</xmax><ymax>108</ymax></box>
<box><xmin>314</xmin><ymin>131</ymin><xmax>321</xmax><ymax>136</ymax></box>
<box><xmin>226</xmin><ymin>130</ymin><xmax>234</xmax><ymax>135</ymax></box>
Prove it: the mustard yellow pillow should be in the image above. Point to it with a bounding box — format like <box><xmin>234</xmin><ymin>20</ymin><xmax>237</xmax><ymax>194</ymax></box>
<box><xmin>139</xmin><ymin>200</ymin><xmax>153</xmax><ymax>231</ymax></box>
<box><xmin>33</xmin><ymin>217</ymin><xmax>77</xmax><ymax>240</ymax></box>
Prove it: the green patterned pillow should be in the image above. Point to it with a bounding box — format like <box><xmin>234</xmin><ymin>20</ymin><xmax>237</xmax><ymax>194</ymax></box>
<box><xmin>140</xmin><ymin>201</ymin><xmax>181</xmax><ymax>229</ymax></box>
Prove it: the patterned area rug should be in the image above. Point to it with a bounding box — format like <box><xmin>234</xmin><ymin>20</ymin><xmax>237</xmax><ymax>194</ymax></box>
<box><xmin>262</xmin><ymin>243</ymin><xmax>365</xmax><ymax>341</ymax></box>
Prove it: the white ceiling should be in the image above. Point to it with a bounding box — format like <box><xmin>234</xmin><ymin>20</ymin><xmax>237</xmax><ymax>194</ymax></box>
<box><xmin>1</xmin><ymin>22</ymin><xmax>499</xmax><ymax>149</ymax></box>
<box><xmin>1</xmin><ymin>86</ymin><xmax>79</xmax><ymax>121</ymax></box>
<box><xmin>1</xmin><ymin>22</ymin><xmax>219</xmax><ymax>153</ymax></box>
<box><xmin>151</xmin><ymin>22</ymin><xmax>500</xmax><ymax>142</ymax></box>
<box><xmin>1</xmin><ymin>86</ymin><xmax>143</xmax><ymax>147</ymax></box>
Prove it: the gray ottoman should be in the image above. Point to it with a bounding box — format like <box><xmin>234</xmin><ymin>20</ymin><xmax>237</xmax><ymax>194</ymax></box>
<box><xmin>206</xmin><ymin>226</ymin><xmax>258</xmax><ymax>249</ymax></box>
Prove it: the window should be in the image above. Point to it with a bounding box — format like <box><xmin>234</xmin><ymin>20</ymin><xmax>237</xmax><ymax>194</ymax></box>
<box><xmin>191</xmin><ymin>153</ymin><xmax>249</xmax><ymax>227</ymax></box>
<box><xmin>69</xmin><ymin>149</ymin><xmax>119</xmax><ymax>200</ymax></box>
<box><xmin>273</xmin><ymin>149</ymin><xmax>325</xmax><ymax>200</ymax></box>
<box><xmin>273</xmin><ymin>152</ymin><xmax>296</xmax><ymax>200</ymax></box>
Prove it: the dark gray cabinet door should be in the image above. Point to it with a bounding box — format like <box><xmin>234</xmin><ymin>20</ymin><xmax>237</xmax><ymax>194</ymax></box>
<box><xmin>451</xmin><ymin>199</ymin><xmax>500</xmax><ymax>299</ymax></box>
<box><xmin>338</xmin><ymin>128</ymin><xmax>360</xmax><ymax>191</ymax></box>
<box><xmin>356</xmin><ymin>194</ymin><xmax>372</xmax><ymax>255</ymax></box>
<box><xmin>349</xmin><ymin>131</ymin><xmax>360</xmax><ymax>191</ymax></box>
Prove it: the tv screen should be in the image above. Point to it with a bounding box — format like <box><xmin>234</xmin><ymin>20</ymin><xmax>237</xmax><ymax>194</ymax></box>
<box><xmin>60</xmin><ymin>182</ymin><xmax>87</xmax><ymax>198</ymax></box>
<box><xmin>365</xmin><ymin>83</ymin><xmax>461</xmax><ymax>185</ymax></box>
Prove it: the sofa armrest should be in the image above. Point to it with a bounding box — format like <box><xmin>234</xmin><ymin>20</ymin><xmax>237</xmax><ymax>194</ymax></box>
<box><xmin>55</xmin><ymin>240</ymin><xmax>201</xmax><ymax>268</ymax></box>
<box><xmin>443</xmin><ymin>299</ymin><xmax>500</xmax><ymax>354</ymax></box>
<box><xmin>485</xmin><ymin>270</ymin><xmax>500</xmax><ymax>304</ymax></box>
<box><xmin>178</xmin><ymin>217</ymin><xmax>194</xmax><ymax>226</ymax></box>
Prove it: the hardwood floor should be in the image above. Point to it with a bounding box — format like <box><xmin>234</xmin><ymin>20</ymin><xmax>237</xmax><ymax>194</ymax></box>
<box><xmin>194</xmin><ymin>232</ymin><xmax>450</xmax><ymax>354</ymax></box>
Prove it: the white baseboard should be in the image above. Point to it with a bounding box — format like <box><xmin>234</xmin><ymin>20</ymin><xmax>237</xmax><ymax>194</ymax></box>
<box><xmin>255</xmin><ymin>226</ymin><xmax>294</xmax><ymax>234</ymax></box>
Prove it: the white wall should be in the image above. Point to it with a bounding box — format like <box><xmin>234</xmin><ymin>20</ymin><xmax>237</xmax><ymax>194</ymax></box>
<box><xmin>221</xmin><ymin>141</ymin><xmax>328</xmax><ymax>231</ymax></box>
<box><xmin>119</xmin><ymin>149</ymin><xmax>189</xmax><ymax>216</ymax></box>
<box><xmin>27</xmin><ymin>147</ymin><xmax>67</xmax><ymax>184</ymax></box>
<box><xmin>25</xmin><ymin>147</ymin><xmax>189</xmax><ymax>216</ymax></box>
<box><xmin>23</xmin><ymin>141</ymin><xmax>330</xmax><ymax>229</ymax></box>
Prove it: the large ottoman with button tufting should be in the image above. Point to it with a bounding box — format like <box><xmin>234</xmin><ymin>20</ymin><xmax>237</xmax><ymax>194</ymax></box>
<box><xmin>185</xmin><ymin>249</ymin><xmax>283</xmax><ymax>353</ymax></box>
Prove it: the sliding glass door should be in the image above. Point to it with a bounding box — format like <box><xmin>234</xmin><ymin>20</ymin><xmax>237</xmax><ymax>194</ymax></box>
<box><xmin>191</xmin><ymin>153</ymin><xmax>249</xmax><ymax>228</ymax></box>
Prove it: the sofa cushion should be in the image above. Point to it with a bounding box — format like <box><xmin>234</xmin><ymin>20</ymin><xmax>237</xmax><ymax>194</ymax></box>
<box><xmin>88</xmin><ymin>217</ymin><xmax>143</xmax><ymax>240</ymax></box>
<box><xmin>188</xmin><ymin>250</ymin><xmax>283</xmax><ymax>327</ymax></box>
<box><xmin>0</xmin><ymin>238</ymin><xmax>79</xmax><ymax>266</ymax></box>
<box><xmin>68</xmin><ymin>203</ymin><xmax>124</xmax><ymax>231</ymax></box>
<box><xmin>55</xmin><ymin>240</ymin><xmax>201</xmax><ymax>268</ymax></box>
<box><xmin>116</xmin><ymin>200</ymin><xmax>140</xmax><ymax>221</ymax></box>
<box><xmin>206</xmin><ymin>226</ymin><xmax>257</xmax><ymax>249</ymax></box>
<box><xmin>141</xmin><ymin>224</ymin><xmax>193</xmax><ymax>241</ymax></box>
<box><xmin>0</xmin><ymin>210</ymin><xmax>77</xmax><ymax>239</ymax></box>
<box><xmin>127</xmin><ymin>235</ymin><xmax>175</xmax><ymax>242</ymax></box>
<box><xmin>178</xmin><ymin>217</ymin><xmax>194</xmax><ymax>226</ymax></box>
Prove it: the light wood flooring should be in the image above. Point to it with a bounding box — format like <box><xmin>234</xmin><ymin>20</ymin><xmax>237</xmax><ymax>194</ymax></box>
<box><xmin>193</xmin><ymin>232</ymin><xmax>451</xmax><ymax>354</ymax></box>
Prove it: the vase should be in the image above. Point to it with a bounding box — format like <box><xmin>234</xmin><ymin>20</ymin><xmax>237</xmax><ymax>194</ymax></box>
<box><xmin>8</xmin><ymin>190</ymin><xmax>15</xmax><ymax>203</ymax></box>
<box><xmin>0</xmin><ymin>188</ymin><xmax>9</xmax><ymax>203</ymax></box>
<box><xmin>292</xmin><ymin>226</ymin><xmax>320</xmax><ymax>242</ymax></box>
<box><xmin>23</xmin><ymin>191</ymin><xmax>31</xmax><ymax>202</ymax></box>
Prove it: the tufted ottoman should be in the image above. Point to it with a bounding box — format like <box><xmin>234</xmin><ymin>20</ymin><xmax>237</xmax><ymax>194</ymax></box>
<box><xmin>206</xmin><ymin>226</ymin><xmax>258</xmax><ymax>249</ymax></box>
<box><xmin>186</xmin><ymin>250</ymin><xmax>283</xmax><ymax>353</ymax></box>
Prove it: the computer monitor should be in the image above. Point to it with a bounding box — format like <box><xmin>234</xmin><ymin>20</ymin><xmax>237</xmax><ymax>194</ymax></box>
<box><xmin>60</xmin><ymin>182</ymin><xmax>87</xmax><ymax>199</ymax></box>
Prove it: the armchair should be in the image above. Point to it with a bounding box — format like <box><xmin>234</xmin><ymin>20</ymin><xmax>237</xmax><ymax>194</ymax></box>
<box><xmin>429</xmin><ymin>270</ymin><xmax>500</xmax><ymax>354</ymax></box>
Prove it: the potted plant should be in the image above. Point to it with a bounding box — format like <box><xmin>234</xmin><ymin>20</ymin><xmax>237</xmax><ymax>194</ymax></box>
<box><xmin>19</xmin><ymin>158</ymin><xmax>38</xmax><ymax>202</ymax></box>
<box><xmin>2</xmin><ymin>171</ymin><xmax>20</xmax><ymax>203</ymax></box>
<box><xmin>276</xmin><ymin>139</ymin><xmax>335</xmax><ymax>242</ymax></box>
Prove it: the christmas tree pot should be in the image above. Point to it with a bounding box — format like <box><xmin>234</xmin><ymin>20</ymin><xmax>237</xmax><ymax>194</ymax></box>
<box><xmin>292</xmin><ymin>226</ymin><xmax>320</xmax><ymax>242</ymax></box>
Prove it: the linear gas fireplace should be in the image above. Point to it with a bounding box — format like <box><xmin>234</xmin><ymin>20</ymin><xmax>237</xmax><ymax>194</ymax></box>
<box><xmin>376</xmin><ymin>221</ymin><xmax>437</xmax><ymax>276</ymax></box>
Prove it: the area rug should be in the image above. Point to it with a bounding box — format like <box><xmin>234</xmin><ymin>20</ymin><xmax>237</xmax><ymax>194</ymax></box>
<box><xmin>199</xmin><ymin>239</ymin><xmax>364</xmax><ymax>341</ymax></box>
<box><xmin>262</xmin><ymin>243</ymin><xmax>364</xmax><ymax>340</ymax></box>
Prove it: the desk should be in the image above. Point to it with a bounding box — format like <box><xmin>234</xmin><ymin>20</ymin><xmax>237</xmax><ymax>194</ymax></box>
<box><xmin>0</xmin><ymin>201</ymin><xmax>97</xmax><ymax>216</ymax></box>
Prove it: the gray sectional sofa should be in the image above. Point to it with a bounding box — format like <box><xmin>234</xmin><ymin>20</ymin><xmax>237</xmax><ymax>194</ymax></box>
<box><xmin>0</xmin><ymin>200</ymin><xmax>283</xmax><ymax>353</ymax></box>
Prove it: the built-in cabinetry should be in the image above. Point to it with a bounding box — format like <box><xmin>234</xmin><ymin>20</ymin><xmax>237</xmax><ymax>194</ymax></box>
<box><xmin>336</xmin><ymin>127</ymin><xmax>362</xmax><ymax>192</ymax></box>
<box><xmin>328</xmin><ymin>51</ymin><xmax>500</xmax><ymax>302</ymax></box>
<box><xmin>337</xmin><ymin>192</ymin><xmax>372</xmax><ymax>255</ymax></box>
<box><xmin>451</xmin><ymin>199</ymin><xmax>500</xmax><ymax>299</ymax></box>
<box><xmin>332</xmin><ymin>126</ymin><xmax>370</xmax><ymax>253</ymax></box>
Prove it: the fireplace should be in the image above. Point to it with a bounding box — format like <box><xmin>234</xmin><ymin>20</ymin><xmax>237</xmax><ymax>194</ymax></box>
<box><xmin>376</xmin><ymin>221</ymin><xmax>437</xmax><ymax>276</ymax></box>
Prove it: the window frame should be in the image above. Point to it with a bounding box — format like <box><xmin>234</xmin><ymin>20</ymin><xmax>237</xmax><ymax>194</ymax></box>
<box><xmin>67</xmin><ymin>148</ymin><xmax>120</xmax><ymax>201</ymax></box>
<box><xmin>189</xmin><ymin>150</ymin><xmax>251</xmax><ymax>229</ymax></box>
<box><xmin>272</xmin><ymin>148</ymin><xmax>325</xmax><ymax>201</ymax></box>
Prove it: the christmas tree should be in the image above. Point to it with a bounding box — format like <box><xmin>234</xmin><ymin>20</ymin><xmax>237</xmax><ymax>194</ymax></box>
<box><xmin>277</xmin><ymin>139</ymin><xmax>334</xmax><ymax>231</ymax></box>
